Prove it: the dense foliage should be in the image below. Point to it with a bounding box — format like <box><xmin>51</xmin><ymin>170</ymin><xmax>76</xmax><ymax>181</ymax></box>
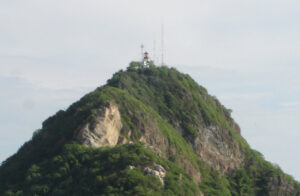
<box><xmin>0</xmin><ymin>62</ymin><xmax>299</xmax><ymax>195</ymax></box>
<box><xmin>3</xmin><ymin>143</ymin><xmax>201</xmax><ymax>196</ymax></box>
<box><xmin>108</xmin><ymin>63</ymin><xmax>233</xmax><ymax>139</ymax></box>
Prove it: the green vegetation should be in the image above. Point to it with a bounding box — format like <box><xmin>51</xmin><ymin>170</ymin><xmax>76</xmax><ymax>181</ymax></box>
<box><xmin>2</xmin><ymin>143</ymin><xmax>200</xmax><ymax>196</ymax></box>
<box><xmin>0</xmin><ymin>62</ymin><xmax>299</xmax><ymax>195</ymax></box>
<box><xmin>108</xmin><ymin>63</ymin><xmax>239</xmax><ymax>141</ymax></box>
<box><xmin>228</xmin><ymin>149</ymin><xmax>300</xmax><ymax>196</ymax></box>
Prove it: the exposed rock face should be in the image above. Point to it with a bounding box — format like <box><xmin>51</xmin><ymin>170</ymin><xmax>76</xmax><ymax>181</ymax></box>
<box><xmin>268</xmin><ymin>176</ymin><xmax>300</xmax><ymax>196</ymax></box>
<box><xmin>131</xmin><ymin>111</ymin><xmax>169</xmax><ymax>156</ymax></box>
<box><xmin>76</xmin><ymin>103</ymin><xmax>123</xmax><ymax>147</ymax></box>
<box><xmin>124</xmin><ymin>111</ymin><xmax>202</xmax><ymax>183</ymax></box>
<box><xmin>73</xmin><ymin>101</ymin><xmax>292</xmax><ymax>195</ymax></box>
<box><xmin>75</xmin><ymin>101</ymin><xmax>243</xmax><ymax>179</ymax></box>
<box><xmin>143</xmin><ymin>163</ymin><xmax>167</xmax><ymax>185</ymax></box>
<box><xmin>193</xmin><ymin>125</ymin><xmax>244</xmax><ymax>174</ymax></box>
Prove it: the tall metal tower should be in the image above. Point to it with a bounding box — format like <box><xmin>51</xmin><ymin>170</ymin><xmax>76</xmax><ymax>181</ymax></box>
<box><xmin>153</xmin><ymin>40</ymin><xmax>156</xmax><ymax>64</ymax></box>
<box><xmin>161</xmin><ymin>20</ymin><xmax>165</xmax><ymax>66</ymax></box>
<box><xmin>141</xmin><ymin>44</ymin><xmax>144</xmax><ymax>61</ymax></box>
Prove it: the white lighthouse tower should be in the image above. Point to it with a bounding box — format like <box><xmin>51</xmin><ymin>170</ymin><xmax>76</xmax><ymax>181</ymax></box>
<box><xmin>143</xmin><ymin>51</ymin><xmax>150</xmax><ymax>67</ymax></box>
<box><xmin>140</xmin><ymin>44</ymin><xmax>151</xmax><ymax>67</ymax></box>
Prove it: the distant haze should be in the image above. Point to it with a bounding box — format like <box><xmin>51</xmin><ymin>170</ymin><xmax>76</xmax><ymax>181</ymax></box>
<box><xmin>1</xmin><ymin>0</ymin><xmax>300</xmax><ymax>180</ymax></box>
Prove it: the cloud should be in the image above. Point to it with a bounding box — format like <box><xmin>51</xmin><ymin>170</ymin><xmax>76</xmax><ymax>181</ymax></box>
<box><xmin>281</xmin><ymin>102</ymin><xmax>300</xmax><ymax>107</ymax></box>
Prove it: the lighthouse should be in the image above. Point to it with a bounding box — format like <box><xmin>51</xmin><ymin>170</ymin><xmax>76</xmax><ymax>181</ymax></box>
<box><xmin>143</xmin><ymin>51</ymin><xmax>150</xmax><ymax>67</ymax></box>
<box><xmin>139</xmin><ymin>44</ymin><xmax>151</xmax><ymax>68</ymax></box>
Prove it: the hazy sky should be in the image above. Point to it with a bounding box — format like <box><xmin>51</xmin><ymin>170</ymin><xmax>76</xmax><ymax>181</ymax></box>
<box><xmin>1</xmin><ymin>0</ymin><xmax>300</xmax><ymax>180</ymax></box>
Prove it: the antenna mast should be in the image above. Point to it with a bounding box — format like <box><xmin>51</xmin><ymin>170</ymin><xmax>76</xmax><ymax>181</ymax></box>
<box><xmin>161</xmin><ymin>19</ymin><xmax>165</xmax><ymax>66</ymax></box>
<box><xmin>141</xmin><ymin>44</ymin><xmax>144</xmax><ymax>61</ymax></box>
<box><xmin>153</xmin><ymin>40</ymin><xmax>156</xmax><ymax>64</ymax></box>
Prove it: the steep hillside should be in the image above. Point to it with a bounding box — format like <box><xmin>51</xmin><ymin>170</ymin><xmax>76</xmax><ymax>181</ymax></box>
<box><xmin>0</xmin><ymin>62</ymin><xmax>299</xmax><ymax>196</ymax></box>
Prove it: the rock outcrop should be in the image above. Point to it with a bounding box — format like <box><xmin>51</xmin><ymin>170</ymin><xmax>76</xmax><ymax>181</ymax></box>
<box><xmin>268</xmin><ymin>175</ymin><xmax>299</xmax><ymax>196</ymax></box>
<box><xmin>143</xmin><ymin>163</ymin><xmax>167</xmax><ymax>185</ymax></box>
<box><xmin>75</xmin><ymin>103</ymin><xmax>123</xmax><ymax>147</ymax></box>
<box><xmin>193</xmin><ymin>125</ymin><xmax>244</xmax><ymax>174</ymax></box>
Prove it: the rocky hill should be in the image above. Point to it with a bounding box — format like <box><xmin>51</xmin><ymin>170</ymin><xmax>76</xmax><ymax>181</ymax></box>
<box><xmin>0</xmin><ymin>62</ymin><xmax>299</xmax><ymax>196</ymax></box>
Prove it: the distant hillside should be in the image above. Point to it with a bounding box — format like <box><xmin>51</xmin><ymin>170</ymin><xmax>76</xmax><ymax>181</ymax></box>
<box><xmin>0</xmin><ymin>62</ymin><xmax>299</xmax><ymax>196</ymax></box>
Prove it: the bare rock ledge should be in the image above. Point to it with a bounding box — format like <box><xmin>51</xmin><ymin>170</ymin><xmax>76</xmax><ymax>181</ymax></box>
<box><xmin>75</xmin><ymin>103</ymin><xmax>123</xmax><ymax>147</ymax></box>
